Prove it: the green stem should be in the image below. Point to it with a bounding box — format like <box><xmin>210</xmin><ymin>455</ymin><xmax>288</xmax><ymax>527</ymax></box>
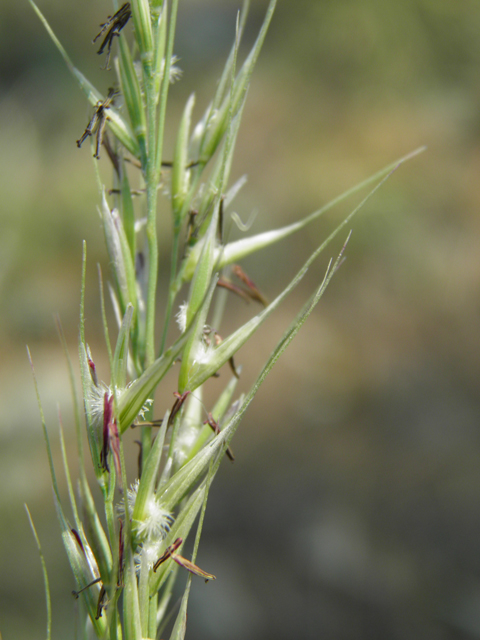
<box><xmin>141</xmin><ymin>424</ymin><xmax>153</xmax><ymax>477</ymax></box>
<box><xmin>155</xmin><ymin>0</ymin><xmax>179</xmax><ymax>179</ymax></box>
<box><xmin>159</xmin><ymin>227</ymin><xmax>180</xmax><ymax>355</ymax></box>
<box><xmin>159</xmin><ymin>166</ymin><xmax>205</xmax><ymax>356</ymax></box>
<box><xmin>144</xmin><ymin>61</ymin><xmax>159</xmax><ymax>369</ymax></box>
<box><xmin>104</xmin><ymin>492</ymin><xmax>116</xmax><ymax>566</ymax></box>
<box><xmin>149</xmin><ymin>593</ymin><xmax>158</xmax><ymax>639</ymax></box>
<box><xmin>155</xmin><ymin>0</ymin><xmax>180</xmax><ymax>358</ymax></box>
<box><xmin>109</xmin><ymin>602</ymin><xmax>122</xmax><ymax>640</ymax></box>
<box><xmin>139</xmin><ymin>550</ymin><xmax>150</xmax><ymax>638</ymax></box>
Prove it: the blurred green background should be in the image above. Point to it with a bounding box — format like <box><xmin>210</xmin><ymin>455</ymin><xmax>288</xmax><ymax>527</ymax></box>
<box><xmin>2</xmin><ymin>0</ymin><xmax>480</xmax><ymax>638</ymax></box>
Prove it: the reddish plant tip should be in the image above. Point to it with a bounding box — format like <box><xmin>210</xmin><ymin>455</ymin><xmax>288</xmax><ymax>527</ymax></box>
<box><xmin>168</xmin><ymin>391</ymin><xmax>191</xmax><ymax>428</ymax></box>
<box><xmin>87</xmin><ymin>356</ymin><xmax>98</xmax><ymax>386</ymax></box>
<box><xmin>100</xmin><ymin>393</ymin><xmax>121</xmax><ymax>476</ymax></box>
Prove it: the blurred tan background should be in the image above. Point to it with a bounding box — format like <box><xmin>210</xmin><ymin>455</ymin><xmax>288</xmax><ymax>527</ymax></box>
<box><xmin>2</xmin><ymin>0</ymin><xmax>480</xmax><ymax>638</ymax></box>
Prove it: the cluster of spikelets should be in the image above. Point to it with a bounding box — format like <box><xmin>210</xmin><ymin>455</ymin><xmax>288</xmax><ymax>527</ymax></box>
<box><xmin>26</xmin><ymin>1</ymin><xmax>423</xmax><ymax>638</ymax></box>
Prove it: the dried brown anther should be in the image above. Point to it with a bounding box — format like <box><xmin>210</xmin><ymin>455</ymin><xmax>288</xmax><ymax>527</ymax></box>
<box><xmin>204</xmin><ymin>413</ymin><xmax>235</xmax><ymax>462</ymax></box>
<box><xmin>168</xmin><ymin>391</ymin><xmax>191</xmax><ymax>429</ymax></box>
<box><xmin>95</xmin><ymin>584</ymin><xmax>107</xmax><ymax>619</ymax></box>
<box><xmin>153</xmin><ymin>537</ymin><xmax>216</xmax><ymax>582</ymax></box>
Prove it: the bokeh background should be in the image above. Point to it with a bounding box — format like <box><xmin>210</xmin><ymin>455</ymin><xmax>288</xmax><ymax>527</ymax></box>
<box><xmin>2</xmin><ymin>0</ymin><xmax>480</xmax><ymax>638</ymax></box>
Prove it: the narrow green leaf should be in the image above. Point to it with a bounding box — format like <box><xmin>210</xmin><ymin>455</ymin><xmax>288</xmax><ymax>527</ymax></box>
<box><xmin>190</xmin><ymin>17</ymin><xmax>246</xmax><ymax>242</ymax></box>
<box><xmin>197</xmin><ymin>15</ymin><xmax>241</xmax><ymax>166</ymax></box>
<box><xmin>186</xmin><ymin>161</ymin><xmax>399</xmax><ymax>391</ymax></box>
<box><xmin>182</xmin><ymin>146</ymin><xmax>426</xmax><ymax>281</ymax></box>
<box><xmin>78</xmin><ymin>476</ymin><xmax>112</xmax><ymax>582</ymax></box>
<box><xmin>183</xmin><ymin>254</ymin><xmax>316</xmax><ymax>390</ymax></box>
<box><xmin>214</xmin><ymin>236</ymin><xmax>351</xmax><ymax>471</ymax></box>
<box><xmin>171</xmin><ymin>389</ymin><xmax>204</xmax><ymax>471</ymax></box>
<box><xmin>131</xmin><ymin>0</ymin><xmax>154</xmax><ymax>65</ymax></box>
<box><xmin>193</xmin><ymin>105</ymin><xmax>246</xmax><ymax>245</ymax></box>
<box><xmin>98</xmin><ymin>264</ymin><xmax>114</xmax><ymax>370</ymax></box>
<box><xmin>27</xmin><ymin>348</ymin><xmax>61</xmax><ymax>503</ymax></box>
<box><xmin>79</xmin><ymin>241</ymin><xmax>87</xmax><ymax>349</ymax></box>
<box><xmin>54</xmin><ymin>313</ymin><xmax>114</xmax><ymax>624</ymax></box>
<box><xmin>57</xmin><ymin>415</ymin><xmax>114</xmax><ymax>609</ymax></box>
<box><xmin>149</xmin><ymin>592</ymin><xmax>159</xmax><ymax>640</ymax></box>
<box><xmin>132</xmin><ymin>417</ymin><xmax>168</xmax><ymax>528</ymax></box>
<box><xmin>138</xmin><ymin>547</ymin><xmax>151</xmax><ymax>639</ymax></box>
<box><xmin>178</xmin><ymin>268</ymin><xmax>219</xmax><ymax>393</ymax></box>
<box><xmin>112</xmin><ymin>304</ymin><xmax>134</xmax><ymax>390</ymax></box>
<box><xmin>25</xmin><ymin>505</ymin><xmax>52</xmax><ymax>640</ymax></box>
<box><xmin>53</xmin><ymin>494</ymin><xmax>106</xmax><ymax>636</ymax></box>
<box><xmin>168</xmin><ymin>580</ymin><xmax>190</xmax><ymax>640</ymax></box>
<box><xmin>172</xmin><ymin>93</ymin><xmax>195</xmax><ymax>222</ymax></box>
<box><xmin>119</xmin><ymin>166</ymin><xmax>136</xmax><ymax>260</ymax></box>
<box><xmin>167</xmin><ymin>458</ymin><xmax>216</xmax><ymax>640</ymax></box>
<box><xmin>185</xmin><ymin>213</ymin><xmax>219</xmax><ymax>327</ymax></box>
<box><xmin>155</xmin><ymin>567</ymin><xmax>180</xmax><ymax>639</ymax></box>
<box><xmin>117</xmin><ymin>37</ymin><xmax>148</xmax><ymax>168</ymax></box>
<box><xmin>55</xmin><ymin>316</ymin><xmax>88</xmax><ymax>494</ymax></box>
<box><xmin>117</xmin><ymin>330</ymin><xmax>190</xmax><ymax>432</ymax></box>
<box><xmin>210</xmin><ymin>1</ymin><xmax>250</xmax><ymax>116</ymax></box>
<box><xmin>152</xmin><ymin>3</ymin><xmax>168</xmax><ymax>100</ymax></box>
<box><xmin>228</xmin><ymin>0</ymin><xmax>277</xmax><ymax>123</ymax></box>
<box><xmin>155</xmin><ymin>439</ymin><xmax>223</xmax><ymax>517</ymax></box>
<box><xmin>58</xmin><ymin>415</ymin><xmax>83</xmax><ymax>535</ymax></box>
<box><xmin>198</xmin><ymin>0</ymin><xmax>276</xmax><ymax>163</ymax></box>
<box><xmin>100</xmin><ymin>193</ymin><xmax>137</xmax><ymax>315</ymax></box>
<box><xmin>123</xmin><ymin>547</ymin><xmax>143</xmax><ymax>640</ymax></box>
<box><xmin>155</xmin><ymin>0</ymin><xmax>179</xmax><ymax>175</ymax></box>
<box><xmin>185</xmin><ymin>374</ymin><xmax>240</xmax><ymax>464</ymax></box>
<box><xmin>211</xmin><ymin>373</ymin><xmax>242</xmax><ymax>421</ymax></box>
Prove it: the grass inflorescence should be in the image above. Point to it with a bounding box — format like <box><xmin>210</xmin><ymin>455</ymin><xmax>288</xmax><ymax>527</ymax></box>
<box><xmin>26</xmin><ymin>1</ymin><xmax>424</xmax><ymax>638</ymax></box>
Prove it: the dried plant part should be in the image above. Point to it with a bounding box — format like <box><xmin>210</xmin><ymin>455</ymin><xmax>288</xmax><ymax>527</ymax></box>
<box><xmin>204</xmin><ymin>412</ymin><xmax>235</xmax><ymax>462</ymax></box>
<box><xmin>153</xmin><ymin>538</ymin><xmax>183</xmax><ymax>572</ymax></box>
<box><xmin>76</xmin><ymin>88</ymin><xmax>118</xmax><ymax>159</ymax></box>
<box><xmin>93</xmin><ymin>2</ymin><xmax>132</xmax><ymax>70</ymax></box>
<box><xmin>170</xmin><ymin>553</ymin><xmax>216</xmax><ymax>582</ymax></box>
<box><xmin>232</xmin><ymin>264</ymin><xmax>268</xmax><ymax>306</ymax></box>
<box><xmin>95</xmin><ymin>584</ymin><xmax>107</xmax><ymax>619</ymax></box>
<box><xmin>71</xmin><ymin>577</ymin><xmax>102</xmax><ymax>599</ymax></box>
<box><xmin>153</xmin><ymin>538</ymin><xmax>216</xmax><ymax>582</ymax></box>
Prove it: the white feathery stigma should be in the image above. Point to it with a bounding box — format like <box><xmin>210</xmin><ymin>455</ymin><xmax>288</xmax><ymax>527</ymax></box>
<box><xmin>134</xmin><ymin>540</ymin><xmax>162</xmax><ymax>572</ymax></box>
<box><xmin>192</xmin><ymin>336</ymin><xmax>214</xmax><ymax>367</ymax></box>
<box><xmin>136</xmin><ymin>497</ymin><xmax>174</xmax><ymax>541</ymax></box>
<box><xmin>117</xmin><ymin>480</ymin><xmax>174</xmax><ymax>543</ymax></box>
<box><xmin>168</xmin><ymin>55</ymin><xmax>183</xmax><ymax>83</ymax></box>
<box><xmin>86</xmin><ymin>380</ymin><xmax>113</xmax><ymax>429</ymax></box>
<box><xmin>176</xmin><ymin>302</ymin><xmax>188</xmax><ymax>333</ymax></box>
<box><xmin>116</xmin><ymin>479</ymin><xmax>140</xmax><ymax>519</ymax></box>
